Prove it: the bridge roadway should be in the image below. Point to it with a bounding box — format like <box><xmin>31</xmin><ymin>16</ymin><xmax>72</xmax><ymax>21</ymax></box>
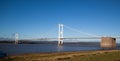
<box><xmin>21</xmin><ymin>37</ymin><xmax>120</xmax><ymax>41</ymax></box>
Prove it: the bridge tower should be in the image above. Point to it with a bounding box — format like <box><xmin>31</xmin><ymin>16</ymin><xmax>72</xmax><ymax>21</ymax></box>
<box><xmin>58</xmin><ymin>24</ymin><xmax>64</xmax><ymax>45</ymax></box>
<box><xmin>15</xmin><ymin>33</ymin><xmax>19</xmax><ymax>44</ymax></box>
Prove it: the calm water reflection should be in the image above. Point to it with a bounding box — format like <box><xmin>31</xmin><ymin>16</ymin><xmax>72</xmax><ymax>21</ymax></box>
<box><xmin>0</xmin><ymin>42</ymin><xmax>119</xmax><ymax>56</ymax></box>
<box><xmin>0</xmin><ymin>43</ymin><xmax>102</xmax><ymax>55</ymax></box>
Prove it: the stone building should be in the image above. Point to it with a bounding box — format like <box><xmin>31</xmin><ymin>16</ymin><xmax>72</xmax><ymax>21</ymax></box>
<box><xmin>101</xmin><ymin>37</ymin><xmax>116</xmax><ymax>48</ymax></box>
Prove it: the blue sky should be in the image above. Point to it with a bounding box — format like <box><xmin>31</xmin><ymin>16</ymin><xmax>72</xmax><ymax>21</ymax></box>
<box><xmin>0</xmin><ymin>0</ymin><xmax>120</xmax><ymax>40</ymax></box>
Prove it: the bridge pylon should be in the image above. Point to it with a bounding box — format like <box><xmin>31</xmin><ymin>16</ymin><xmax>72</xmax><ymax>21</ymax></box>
<box><xmin>15</xmin><ymin>33</ymin><xmax>19</xmax><ymax>44</ymax></box>
<box><xmin>58</xmin><ymin>24</ymin><xmax>63</xmax><ymax>45</ymax></box>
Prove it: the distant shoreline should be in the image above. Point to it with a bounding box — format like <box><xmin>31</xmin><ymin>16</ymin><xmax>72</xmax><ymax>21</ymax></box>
<box><xmin>0</xmin><ymin>40</ymin><xmax>100</xmax><ymax>44</ymax></box>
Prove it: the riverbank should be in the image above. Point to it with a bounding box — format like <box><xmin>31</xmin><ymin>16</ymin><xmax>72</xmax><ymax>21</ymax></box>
<box><xmin>0</xmin><ymin>50</ymin><xmax>120</xmax><ymax>61</ymax></box>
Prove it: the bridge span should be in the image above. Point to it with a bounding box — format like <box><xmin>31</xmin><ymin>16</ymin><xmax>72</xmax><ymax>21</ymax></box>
<box><xmin>20</xmin><ymin>36</ymin><xmax>120</xmax><ymax>41</ymax></box>
<box><xmin>14</xmin><ymin>24</ymin><xmax>120</xmax><ymax>48</ymax></box>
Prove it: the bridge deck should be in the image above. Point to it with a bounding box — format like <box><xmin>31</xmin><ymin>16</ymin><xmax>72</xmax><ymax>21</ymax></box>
<box><xmin>20</xmin><ymin>37</ymin><xmax>120</xmax><ymax>40</ymax></box>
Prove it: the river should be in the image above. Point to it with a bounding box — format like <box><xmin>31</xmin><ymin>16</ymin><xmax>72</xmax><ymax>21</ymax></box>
<box><xmin>0</xmin><ymin>42</ymin><xmax>119</xmax><ymax>55</ymax></box>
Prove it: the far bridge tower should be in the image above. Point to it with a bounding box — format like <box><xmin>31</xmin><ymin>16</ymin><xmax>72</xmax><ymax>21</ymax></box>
<box><xmin>15</xmin><ymin>33</ymin><xmax>19</xmax><ymax>44</ymax></box>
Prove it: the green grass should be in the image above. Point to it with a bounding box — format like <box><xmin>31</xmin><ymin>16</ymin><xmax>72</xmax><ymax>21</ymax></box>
<box><xmin>72</xmin><ymin>51</ymin><xmax>120</xmax><ymax>61</ymax></box>
<box><xmin>0</xmin><ymin>50</ymin><xmax>120</xmax><ymax>61</ymax></box>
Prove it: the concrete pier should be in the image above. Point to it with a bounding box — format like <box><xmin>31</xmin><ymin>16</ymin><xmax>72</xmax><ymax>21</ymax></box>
<box><xmin>101</xmin><ymin>37</ymin><xmax>116</xmax><ymax>48</ymax></box>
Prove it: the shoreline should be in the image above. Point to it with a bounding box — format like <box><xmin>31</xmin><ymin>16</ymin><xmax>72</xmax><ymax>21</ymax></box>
<box><xmin>8</xmin><ymin>49</ymin><xmax>117</xmax><ymax>56</ymax></box>
<box><xmin>12</xmin><ymin>49</ymin><xmax>120</xmax><ymax>56</ymax></box>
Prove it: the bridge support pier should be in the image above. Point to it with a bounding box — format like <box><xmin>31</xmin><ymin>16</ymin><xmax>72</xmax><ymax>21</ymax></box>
<box><xmin>101</xmin><ymin>37</ymin><xmax>116</xmax><ymax>49</ymax></box>
<box><xmin>58</xmin><ymin>24</ymin><xmax>63</xmax><ymax>45</ymax></box>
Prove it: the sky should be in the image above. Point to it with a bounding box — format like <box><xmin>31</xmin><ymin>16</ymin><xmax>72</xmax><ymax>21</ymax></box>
<box><xmin>0</xmin><ymin>0</ymin><xmax>120</xmax><ymax>41</ymax></box>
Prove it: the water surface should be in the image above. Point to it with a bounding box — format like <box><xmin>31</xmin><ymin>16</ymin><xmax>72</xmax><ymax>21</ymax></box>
<box><xmin>0</xmin><ymin>43</ymin><xmax>102</xmax><ymax>55</ymax></box>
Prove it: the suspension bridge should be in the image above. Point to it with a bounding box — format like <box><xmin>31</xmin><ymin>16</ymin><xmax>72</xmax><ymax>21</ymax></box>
<box><xmin>14</xmin><ymin>24</ymin><xmax>120</xmax><ymax>46</ymax></box>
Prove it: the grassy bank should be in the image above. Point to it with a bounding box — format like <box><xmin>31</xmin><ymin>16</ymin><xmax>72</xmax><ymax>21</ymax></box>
<box><xmin>0</xmin><ymin>50</ymin><xmax>120</xmax><ymax>61</ymax></box>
